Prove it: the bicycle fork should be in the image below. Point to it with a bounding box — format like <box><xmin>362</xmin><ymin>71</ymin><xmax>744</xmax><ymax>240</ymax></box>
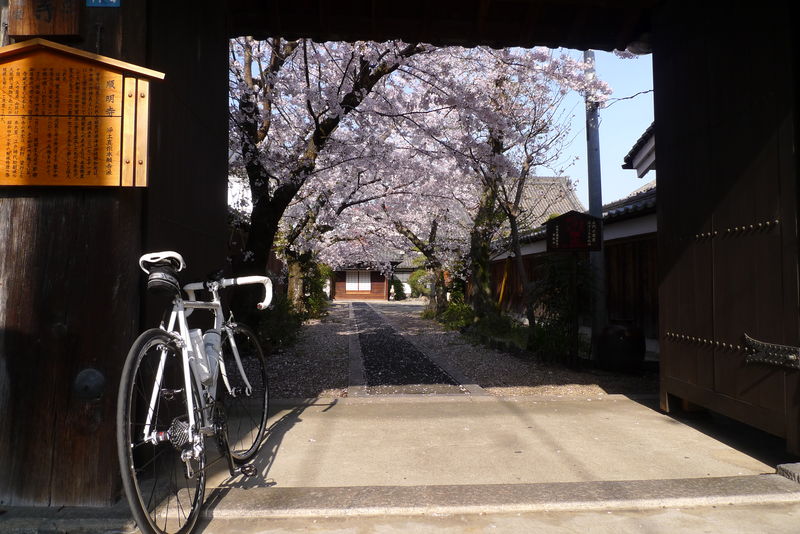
<box><xmin>215</xmin><ymin>335</ymin><xmax>258</xmax><ymax>478</ymax></box>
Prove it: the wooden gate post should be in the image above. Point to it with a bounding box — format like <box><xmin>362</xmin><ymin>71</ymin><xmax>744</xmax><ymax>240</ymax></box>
<box><xmin>0</xmin><ymin>0</ymin><xmax>229</xmax><ymax>506</ymax></box>
<box><xmin>654</xmin><ymin>2</ymin><xmax>800</xmax><ymax>454</ymax></box>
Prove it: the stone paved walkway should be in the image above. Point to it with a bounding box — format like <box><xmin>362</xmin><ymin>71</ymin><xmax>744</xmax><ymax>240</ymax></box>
<box><xmin>350</xmin><ymin>302</ymin><xmax>465</xmax><ymax>396</ymax></box>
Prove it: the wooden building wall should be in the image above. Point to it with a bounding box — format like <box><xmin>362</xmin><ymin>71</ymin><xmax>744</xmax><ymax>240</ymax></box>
<box><xmin>491</xmin><ymin>255</ymin><xmax>535</xmax><ymax>313</ymax></box>
<box><xmin>654</xmin><ymin>3</ymin><xmax>800</xmax><ymax>451</ymax></box>
<box><xmin>491</xmin><ymin>233</ymin><xmax>658</xmax><ymax>339</ymax></box>
<box><xmin>333</xmin><ymin>271</ymin><xmax>389</xmax><ymax>300</ymax></box>
<box><xmin>605</xmin><ymin>235</ymin><xmax>658</xmax><ymax>339</ymax></box>
<box><xmin>0</xmin><ymin>0</ymin><xmax>229</xmax><ymax>506</ymax></box>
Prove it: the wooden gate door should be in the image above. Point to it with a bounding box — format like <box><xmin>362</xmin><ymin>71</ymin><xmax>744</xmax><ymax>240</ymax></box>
<box><xmin>655</xmin><ymin>3</ymin><xmax>800</xmax><ymax>452</ymax></box>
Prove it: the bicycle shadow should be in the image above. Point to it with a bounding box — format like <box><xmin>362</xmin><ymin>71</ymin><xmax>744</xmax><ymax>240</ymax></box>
<box><xmin>202</xmin><ymin>398</ymin><xmax>338</xmax><ymax>509</ymax></box>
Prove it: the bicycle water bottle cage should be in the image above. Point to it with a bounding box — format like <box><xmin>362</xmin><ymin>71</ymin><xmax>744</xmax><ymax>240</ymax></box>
<box><xmin>139</xmin><ymin>251</ymin><xmax>186</xmax><ymax>296</ymax></box>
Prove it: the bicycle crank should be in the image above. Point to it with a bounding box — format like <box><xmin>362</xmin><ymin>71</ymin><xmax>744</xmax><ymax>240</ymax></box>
<box><xmin>212</xmin><ymin>403</ymin><xmax>259</xmax><ymax>477</ymax></box>
<box><xmin>213</xmin><ymin>402</ymin><xmax>238</xmax><ymax>477</ymax></box>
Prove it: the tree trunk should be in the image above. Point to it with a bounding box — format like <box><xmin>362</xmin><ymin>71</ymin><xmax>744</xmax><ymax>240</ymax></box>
<box><xmin>467</xmin><ymin>185</ymin><xmax>501</xmax><ymax>321</ymax></box>
<box><xmin>230</xmin><ymin>183</ymin><xmax>300</xmax><ymax>322</ymax></box>
<box><xmin>468</xmin><ymin>226</ymin><xmax>497</xmax><ymax>320</ymax></box>
<box><xmin>428</xmin><ymin>268</ymin><xmax>448</xmax><ymax>317</ymax></box>
<box><xmin>285</xmin><ymin>250</ymin><xmax>315</xmax><ymax>315</ymax></box>
<box><xmin>286</xmin><ymin>256</ymin><xmax>305</xmax><ymax>313</ymax></box>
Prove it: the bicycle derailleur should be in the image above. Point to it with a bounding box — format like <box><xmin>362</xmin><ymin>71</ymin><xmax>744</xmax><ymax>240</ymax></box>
<box><xmin>155</xmin><ymin>416</ymin><xmax>203</xmax><ymax>479</ymax></box>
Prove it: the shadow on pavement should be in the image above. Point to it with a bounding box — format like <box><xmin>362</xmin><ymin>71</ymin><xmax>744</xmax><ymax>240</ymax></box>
<box><xmin>610</xmin><ymin>394</ymin><xmax>798</xmax><ymax>470</ymax></box>
<box><xmin>203</xmin><ymin>399</ymin><xmax>336</xmax><ymax>513</ymax></box>
<box><xmin>664</xmin><ymin>405</ymin><xmax>799</xmax><ymax>469</ymax></box>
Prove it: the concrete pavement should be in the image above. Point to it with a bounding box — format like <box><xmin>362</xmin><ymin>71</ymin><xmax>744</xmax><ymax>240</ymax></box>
<box><xmin>196</xmin><ymin>502</ymin><xmax>800</xmax><ymax>533</ymax></box>
<box><xmin>213</xmin><ymin>395</ymin><xmax>778</xmax><ymax>489</ymax></box>
<box><xmin>6</xmin><ymin>394</ymin><xmax>800</xmax><ymax>532</ymax></box>
<box><xmin>4</xmin><ymin>299</ymin><xmax>800</xmax><ymax>532</ymax></box>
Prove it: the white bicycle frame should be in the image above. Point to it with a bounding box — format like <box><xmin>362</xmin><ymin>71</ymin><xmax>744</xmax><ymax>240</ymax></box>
<box><xmin>141</xmin><ymin>275</ymin><xmax>272</xmax><ymax>450</ymax></box>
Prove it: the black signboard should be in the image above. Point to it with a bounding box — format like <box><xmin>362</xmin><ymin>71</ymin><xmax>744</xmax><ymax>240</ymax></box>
<box><xmin>546</xmin><ymin>210</ymin><xmax>602</xmax><ymax>251</ymax></box>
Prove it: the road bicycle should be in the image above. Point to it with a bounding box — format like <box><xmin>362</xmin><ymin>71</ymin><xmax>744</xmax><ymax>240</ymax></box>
<box><xmin>116</xmin><ymin>251</ymin><xmax>272</xmax><ymax>534</ymax></box>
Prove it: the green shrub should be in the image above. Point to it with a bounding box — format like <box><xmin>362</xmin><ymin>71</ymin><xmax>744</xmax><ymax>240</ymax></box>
<box><xmin>408</xmin><ymin>269</ymin><xmax>431</xmax><ymax>297</ymax></box>
<box><xmin>420</xmin><ymin>308</ymin><xmax>437</xmax><ymax>320</ymax></box>
<box><xmin>527</xmin><ymin>319</ymin><xmax>590</xmax><ymax>362</ymax></box>
<box><xmin>472</xmin><ymin>311</ymin><xmax>523</xmax><ymax>343</ymax></box>
<box><xmin>254</xmin><ymin>293</ymin><xmax>304</xmax><ymax>350</ymax></box>
<box><xmin>447</xmin><ymin>277</ymin><xmax>467</xmax><ymax>304</ymax></box>
<box><xmin>473</xmin><ymin>311</ymin><xmax>514</xmax><ymax>337</ymax></box>
<box><xmin>526</xmin><ymin>253</ymin><xmax>593</xmax><ymax>363</ymax></box>
<box><xmin>439</xmin><ymin>301</ymin><xmax>475</xmax><ymax>330</ymax></box>
<box><xmin>391</xmin><ymin>278</ymin><xmax>406</xmax><ymax>300</ymax></box>
<box><xmin>419</xmin><ymin>299</ymin><xmax>529</xmax><ymax>352</ymax></box>
<box><xmin>303</xmin><ymin>262</ymin><xmax>332</xmax><ymax>319</ymax></box>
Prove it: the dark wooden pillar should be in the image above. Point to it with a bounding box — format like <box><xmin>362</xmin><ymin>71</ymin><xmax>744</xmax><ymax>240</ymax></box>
<box><xmin>0</xmin><ymin>0</ymin><xmax>228</xmax><ymax>506</ymax></box>
<box><xmin>0</xmin><ymin>191</ymin><xmax>142</xmax><ymax>506</ymax></box>
<box><xmin>654</xmin><ymin>2</ymin><xmax>800</xmax><ymax>452</ymax></box>
<box><xmin>144</xmin><ymin>2</ymin><xmax>230</xmax><ymax>282</ymax></box>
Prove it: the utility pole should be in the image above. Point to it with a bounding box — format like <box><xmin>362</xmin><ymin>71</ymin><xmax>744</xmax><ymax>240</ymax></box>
<box><xmin>1</xmin><ymin>0</ymin><xmax>9</xmax><ymax>47</ymax></box>
<box><xmin>584</xmin><ymin>49</ymin><xmax>608</xmax><ymax>361</ymax></box>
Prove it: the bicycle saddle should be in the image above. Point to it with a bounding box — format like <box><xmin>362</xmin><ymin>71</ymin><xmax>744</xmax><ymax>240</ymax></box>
<box><xmin>138</xmin><ymin>251</ymin><xmax>186</xmax><ymax>274</ymax></box>
<box><xmin>139</xmin><ymin>251</ymin><xmax>186</xmax><ymax>296</ymax></box>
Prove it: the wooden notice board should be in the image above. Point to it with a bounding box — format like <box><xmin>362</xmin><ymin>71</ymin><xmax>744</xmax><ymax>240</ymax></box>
<box><xmin>546</xmin><ymin>210</ymin><xmax>603</xmax><ymax>251</ymax></box>
<box><xmin>0</xmin><ymin>39</ymin><xmax>164</xmax><ymax>187</ymax></box>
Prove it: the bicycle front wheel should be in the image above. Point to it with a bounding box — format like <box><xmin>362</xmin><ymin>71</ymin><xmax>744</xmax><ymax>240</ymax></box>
<box><xmin>117</xmin><ymin>329</ymin><xmax>205</xmax><ymax>534</ymax></box>
<box><xmin>220</xmin><ymin>323</ymin><xmax>269</xmax><ymax>462</ymax></box>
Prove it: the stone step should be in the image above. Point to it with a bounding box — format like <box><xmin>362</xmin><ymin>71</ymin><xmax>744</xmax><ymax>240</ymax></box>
<box><xmin>4</xmin><ymin>473</ymin><xmax>799</xmax><ymax>532</ymax></box>
<box><xmin>203</xmin><ymin>474</ymin><xmax>800</xmax><ymax>519</ymax></box>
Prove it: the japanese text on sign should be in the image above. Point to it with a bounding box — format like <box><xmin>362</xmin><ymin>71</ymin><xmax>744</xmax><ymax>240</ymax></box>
<box><xmin>546</xmin><ymin>211</ymin><xmax>602</xmax><ymax>251</ymax></box>
<box><xmin>0</xmin><ymin>39</ymin><xmax>163</xmax><ymax>187</ymax></box>
<box><xmin>0</xmin><ymin>49</ymin><xmax>122</xmax><ymax>185</ymax></box>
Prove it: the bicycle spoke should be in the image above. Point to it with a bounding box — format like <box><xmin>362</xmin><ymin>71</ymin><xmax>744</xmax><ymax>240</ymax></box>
<box><xmin>119</xmin><ymin>263</ymin><xmax>272</xmax><ymax>534</ymax></box>
<box><xmin>220</xmin><ymin>325</ymin><xmax>268</xmax><ymax>463</ymax></box>
<box><xmin>118</xmin><ymin>330</ymin><xmax>204</xmax><ymax>534</ymax></box>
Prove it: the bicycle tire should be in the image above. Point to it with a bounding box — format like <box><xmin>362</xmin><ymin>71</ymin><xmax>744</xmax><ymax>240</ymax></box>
<box><xmin>117</xmin><ymin>329</ymin><xmax>206</xmax><ymax>534</ymax></box>
<box><xmin>220</xmin><ymin>323</ymin><xmax>269</xmax><ymax>463</ymax></box>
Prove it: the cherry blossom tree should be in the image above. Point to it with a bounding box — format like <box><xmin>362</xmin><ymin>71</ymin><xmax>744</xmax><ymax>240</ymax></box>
<box><xmin>229</xmin><ymin>37</ymin><xmax>428</xmax><ymax>278</ymax></box>
<box><xmin>367</xmin><ymin>46</ymin><xmax>611</xmax><ymax>319</ymax></box>
<box><xmin>278</xmin><ymin>153</ymin><xmax>419</xmax><ymax>309</ymax></box>
<box><xmin>292</xmin><ymin>121</ymin><xmax>481</xmax><ymax>314</ymax></box>
<box><xmin>229</xmin><ymin>38</ymin><xmax>610</xmax><ymax>323</ymax></box>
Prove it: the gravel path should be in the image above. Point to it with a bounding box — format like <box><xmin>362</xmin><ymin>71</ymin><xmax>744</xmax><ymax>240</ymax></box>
<box><xmin>265</xmin><ymin>302</ymin><xmax>350</xmax><ymax>399</ymax></box>
<box><xmin>352</xmin><ymin>302</ymin><xmax>465</xmax><ymax>395</ymax></box>
<box><xmin>266</xmin><ymin>301</ymin><xmax>657</xmax><ymax>400</ymax></box>
<box><xmin>372</xmin><ymin>302</ymin><xmax>658</xmax><ymax>398</ymax></box>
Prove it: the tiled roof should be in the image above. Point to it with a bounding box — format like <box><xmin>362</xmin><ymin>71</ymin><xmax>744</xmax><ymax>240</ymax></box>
<box><xmin>395</xmin><ymin>253</ymin><xmax>423</xmax><ymax>270</ymax></box>
<box><xmin>603</xmin><ymin>179</ymin><xmax>656</xmax><ymax>221</ymax></box>
<box><xmin>622</xmin><ymin>122</ymin><xmax>655</xmax><ymax>169</ymax></box>
<box><xmin>516</xmin><ymin>176</ymin><xmax>586</xmax><ymax>229</ymax></box>
<box><xmin>510</xmin><ymin>179</ymin><xmax>657</xmax><ymax>246</ymax></box>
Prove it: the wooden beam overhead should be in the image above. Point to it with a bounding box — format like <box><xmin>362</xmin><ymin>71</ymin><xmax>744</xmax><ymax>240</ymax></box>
<box><xmin>226</xmin><ymin>0</ymin><xmax>656</xmax><ymax>51</ymax></box>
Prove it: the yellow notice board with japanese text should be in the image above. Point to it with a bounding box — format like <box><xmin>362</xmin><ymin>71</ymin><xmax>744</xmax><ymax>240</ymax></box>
<box><xmin>0</xmin><ymin>39</ymin><xmax>164</xmax><ymax>187</ymax></box>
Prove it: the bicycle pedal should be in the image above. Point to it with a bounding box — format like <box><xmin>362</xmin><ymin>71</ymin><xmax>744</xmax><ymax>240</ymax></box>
<box><xmin>238</xmin><ymin>464</ymin><xmax>257</xmax><ymax>477</ymax></box>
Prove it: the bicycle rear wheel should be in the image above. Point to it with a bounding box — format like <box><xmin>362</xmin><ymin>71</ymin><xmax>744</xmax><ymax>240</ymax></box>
<box><xmin>117</xmin><ymin>329</ymin><xmax>205</xmax><ymax>534</ymax></box>
<box><xmin>220</xmin><ymin>323</ymin><xmax>269</xmax><ymax>462</ymax></box>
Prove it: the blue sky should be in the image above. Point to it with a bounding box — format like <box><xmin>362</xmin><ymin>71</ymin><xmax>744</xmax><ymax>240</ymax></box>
<box><xmin>556</xmin><ymin>50</ymin><xmax>655</xmax><ymax>207</ymax></box>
